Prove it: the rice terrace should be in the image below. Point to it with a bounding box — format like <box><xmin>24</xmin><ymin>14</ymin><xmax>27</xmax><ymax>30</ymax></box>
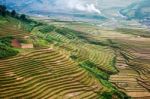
<box><xmin>0</xmin><ymin>0</ymin><xmax>150</xmax><ymax>99</ymax></box>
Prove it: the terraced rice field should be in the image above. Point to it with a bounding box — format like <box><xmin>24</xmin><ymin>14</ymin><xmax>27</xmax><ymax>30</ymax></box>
<box><xmin>65</xmin><ymin>24</ymin><xmax>150</xmax><ymax>98</ymax></box>
<box><xmin>1</xmin><ymin>16</ymin><xmax>150</xmax><ymax>98</ymax></box>
<box><xmin>49</xmin><ymin>32</ymin><xmax>70</xmax><ymax>43</ymax></box>
<box><xmin>68</xmin><ymin>43</ymin><xmax>117</xmax><ymax>73</ymax></box>
<box><xmin>109</xmin><ymin>37</ymin><xmax>150</xmax><ymax>98</ymax></box>
<box><xmin>0</xmin><ymin>49</ymin><xmax>106</xmax><ymax>98</ymax></box>
<box><xmin>110</xmin><ymin>53</ymin><xmax>150</xmax><ymax>98</ymax></box>
<box><xmin>0</xmin><ymin>24</ymin><xmax>27</xmax><ymax>37</ymax></box>
<box><xmin>35</xmin><ymin>24</ymin><xmax>149</xmax><ymax>99</ymax></box>
<box><xmin>0</xmin><ymin>17</ymin><xmax>29</xmax><ymax>38</ymax></box>
<box><xmin>31</xmin><ymin>25</ymin><xmax>118</xmax><ymax>74</ymax></box>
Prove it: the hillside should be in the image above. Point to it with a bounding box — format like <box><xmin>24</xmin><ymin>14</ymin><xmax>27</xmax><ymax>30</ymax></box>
<box><xmin>0</xmin><ymin>5</ymin><xmax>150</xmax><ymax>99</ymax></box>
<box><xmin>0</xmin><ymin>5</ymin><xmax>41</xmax><ymax>58</ymax></box>
<box><xmin>0</xmin><ymin>5</ymin><xmax>130</xmax><ymax>99</ymax></box>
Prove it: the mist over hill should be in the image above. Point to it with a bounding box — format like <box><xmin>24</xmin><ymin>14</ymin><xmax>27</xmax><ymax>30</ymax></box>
<box><xmin>0</xmin><ymin>0</ymin><xmax>139</xmax><ymax>21</ymax></box>
<box><xmin>120</xmin><ymin>0</ymin><xmax>150</xmax><ymax>20</ymax></box>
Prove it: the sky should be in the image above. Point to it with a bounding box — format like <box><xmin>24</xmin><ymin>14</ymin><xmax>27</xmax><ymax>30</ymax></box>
<box><xmin>1</xmin><ymin>0</ymin><xmax>140</xmax><ymax>14</ymax></box>
<box><xmin>48</xmin><ymin>0</ymin><xmax>139</xmax><ymax>14</ymax></box>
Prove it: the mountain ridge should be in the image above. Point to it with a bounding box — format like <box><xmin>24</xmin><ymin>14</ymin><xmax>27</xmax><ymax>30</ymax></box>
<box><xmin>120</xmin><ymin>0</ymin><xmax>150</xmax><ymax>20</ymax></box>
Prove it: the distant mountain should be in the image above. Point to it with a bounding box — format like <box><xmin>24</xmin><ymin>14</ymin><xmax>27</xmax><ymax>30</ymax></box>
<box><xmin>29</xmin><ymin>11</ymin><xmax>107</xmax><ymax>22</ymax></box>
<box><xmin>4</xmin><ymin>0</ymin><xmax>47</xmax><ymax>12</ymax></box>
<box><xmin>120</xmin><ymin>0</ymin><xmax>150</xmax><ymax>20</ymax></box>
<box><xmin>2</xmin><ymin>0</ymin><xmax>106</xmax><ymax>21</ymax></box>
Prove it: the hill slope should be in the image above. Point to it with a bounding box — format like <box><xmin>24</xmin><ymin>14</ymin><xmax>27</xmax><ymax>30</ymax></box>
<box><xmin>0</xmin><ymin>7</ymin><xmax>129</xmax><ymax>98</ymax></box>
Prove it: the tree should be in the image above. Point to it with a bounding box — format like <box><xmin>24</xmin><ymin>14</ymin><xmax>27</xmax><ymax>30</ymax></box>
<box><xmin>0</xmin><ymin>5</ymin><xmax>6</xmax><ymax>16</ymax></box>
<box><xmin>11</xmin><ymin>10</ymin><xmax>16</xmax><ymax>17</ymax></box>
<box><xmin>20</xmin><ymin>14</ymin><xmax>26</xmax><ymax>20</ymax></box>
<box><xmin>6</xmin><ymin>10</ymin><xmax>10</xmax><ymax>16</ymax></box>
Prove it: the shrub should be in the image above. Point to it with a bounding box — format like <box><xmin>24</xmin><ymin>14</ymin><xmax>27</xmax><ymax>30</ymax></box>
<box><xmin>0</xmin><ymin>36</ymin><xmax>19</xmax><ymax>58</ymax></box>
<box><xmin>39</xmin><ymin>25</ymin><xmax>56</xmax><ymax>33</ymax></box>
<box><xmin>100</xmin><ymin>91</ymin><xmax>131</xmax><ymax>99</ymax></box>
<box><xmin>20</xmin><ymin>14</ymin><xmax>27</xmax><ymax>21</ymax></box>
<box><xmin>55</xmin><ymin>27</ymin><xmax>76</xmax><ymax>39</ymax></box>
<box><xmin>0</xmin><ymin>42</ymin><xmax>18</xmax><ymax>59</ymax></box>
<box><xmin>79</xmin><ymin>60</ymin><xmax>109</xmax><ymax>80</ymax></box>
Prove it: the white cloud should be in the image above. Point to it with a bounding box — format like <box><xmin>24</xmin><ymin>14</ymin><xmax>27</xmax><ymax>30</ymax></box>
<box><xmin>86</xmin><ymin>4</ymin><xmax>101</xmax><ymax>14</ymax></box>
<box><xmin>54</xmin><ymin>0</ymin><xmax>101</xmax><ymax>14</ymax></box>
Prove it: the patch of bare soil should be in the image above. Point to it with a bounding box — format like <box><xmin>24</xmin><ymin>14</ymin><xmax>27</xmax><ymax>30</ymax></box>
<box><xmin>21</xmin><ymin>44</ymin><xmax>34</xmax><ymax>49</ymax></box>
<box><xmin>127</xmin><ymin>92</ymin><xmax>150</xmax><ymax>98</ymax></box>
<box><xmin>11</xmin><ymin>39</ymin><xmax>21</xmax><ymax>48</ymax></box>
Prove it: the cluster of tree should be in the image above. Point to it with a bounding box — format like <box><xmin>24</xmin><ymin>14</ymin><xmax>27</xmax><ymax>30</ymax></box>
<box><xmin>0</xmin><ymin>4</ymin><xmax>6</xmax><ymax>16</ymax></box>
<box><xmin>0</xmin><ymin>36</ymin><xmax>19</xmax><ymax>59</ymax></box>
<box><xmin>55</xmin><ymin>27</ymin><xmax>77</xmax><ymax>39</ymax></box>
<box><xmin>0</xmin><ymin>4</ymin><xmax>27</xmax><ymax>20</ymax></box>
<box><xmin>39</xmin><ymin>25</ymin><xmax>56</xmax><ymax>33</ymax></box>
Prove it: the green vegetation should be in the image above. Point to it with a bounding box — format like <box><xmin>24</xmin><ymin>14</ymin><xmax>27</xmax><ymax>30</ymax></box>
<box><xmin>116</xmin><ymin>28</ymin><xmax>150</xmax><ymax>37</ymax></box>
<box><xmin>10</xmin><ymin>10</ymin><xmax>16</xmax><ymax>17</ymax></box>
<box><xmin>79</xmin><ymin>60</ymin><xmax>109</xmax><ymax>80</ymax></box>
<box><xmin>79</xmin><ymin>60</ymin><xmax>129</xmax><ymax>99</ymax></box>
<box><xmin>55</xmin><ymin>27</ymin><xmax>77</xmax><ymax>39</ymax></box>
<box><xmin>39</xmin><ymin>25</ymin><xmax>56</xmax><ymax>33</ymax></box>
<box><xmin>0</xmin><ymin>4</ymin><xmax>24</xmax><ymax>19</ymax></box>
<box><xmin>70</xmin><ymin>54</ymin><xmax>78</xmax><ymax>60</ymax></box>
<box><xmin>31</xmin><ymin>25</ymin><xmax>62</xmax><ymax>47</ymax></box>
<box><xmin>100</xmin><ymin>91</ymin><xmax>130</xmax><ymax>99</ymax></box>
<box><xmin>0</xmin><ymin>5</ymin><xmax>6</xmax><ymax>16</ymax></box>
<box><xmin>0</xmin><ymin>36</ymin><xmax>18</xmax><ymax>58</ymax></box>
<box><xmin>0</xmin><ymin>4</ymin><xmax>41</xmax><ymax>33</ymax></box>
<box><xmin>33</xmin><ymin>38</ymin><xmax>49</xmax><ymax>47</ymax></box>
